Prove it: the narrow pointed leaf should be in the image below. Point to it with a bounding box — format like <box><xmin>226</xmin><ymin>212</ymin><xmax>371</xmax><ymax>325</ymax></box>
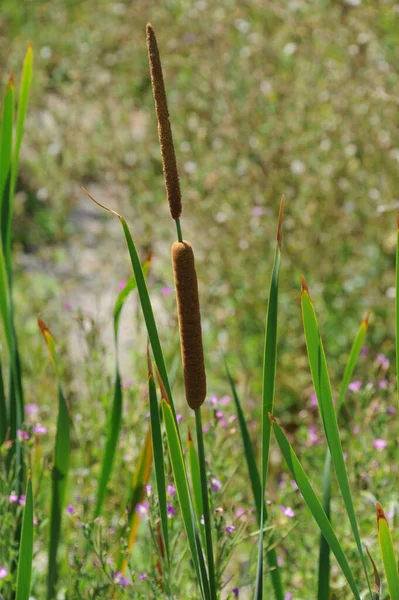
<box><xmin>0</xmin><ymin>78</ymin><xmax>14</xmax><ymax>217</ymax></box>
<box><xmin>16</xmin><ymin>475</ymin><xmax>34</xmax><ymax>600</ymax></box>
<box><xmin>82</xmin><ymin>188</ymin><xmax>177</xmax><ymax>421</ymax></box>
<box><xmin>301</xmin><ymin>280</ymin><xmax>371</xmax><ymax>596</ymax></box>
<box><xmin>255</xmin><ymin>195</ymin><xmax>284</xmax><ymax>599</ymax></box>
<box><xmin>272</xmin><ymin>416</ymin><xmax>361</xmax><ymax>600</ymax></box>
<box><xmin>95</xmin><ymin>259</ymin><xmax>150</xmax><ymax>517</ymax></box>
<box><xmin>318</xmin><ymin>315</ymin><xmax>369</xmax><ymax>600</ymax></box>
<box><xmin>118</xmin><ymin>425</ymin><xmax>153</xmax><ymax>574</ymax></box>
<box><xmin>188</xmin><ymin>428</ymin><xmax>205</xmax><ymax>548</ymax></box>
<box><xmin>38</xmin><ymin>318</ymin><xmax>71</xmax><ymax>600</ymax></box>
<box><xmin>376</xmin><ymin>503</ymin><xmax>399</xmax><ymax>600</ymax></box>
<box><xmin>10</xmin><ymin>44</ymin><xmax>33</xmax><ymax>202</ymax></box>
<box><xmin>227</xmin><ymin>363</ymin><xmax>284</xmax><ymax>600</ymax></box>
<box><xmin>162</xmin><ymin>399</ymin><xmax>209</xmax><ymax>600</ymax></box>
<box><xmin>148</xmin><ymin>370</ymin><xmax>169</xmax><ymax>562</ymax></box>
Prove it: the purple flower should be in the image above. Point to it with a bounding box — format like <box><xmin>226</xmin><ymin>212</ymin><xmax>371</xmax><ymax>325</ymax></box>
<box><xmin>19</xmin><ymin>495</ymin><xmax>26</xmax><ymax>507</ymax></box>
<box><xmin>387</xmin><ymin>406</ymin><xmax>396</xmax><ymax>415</ymax></box>
<box><xmin>167</xmin><ymin>504</ymin><xmax>177</xmax><ymax>516</ymax></box>
<box><xmin>233</xmin><ymin>587</ymin><xmax>239</xmax><ymax>597</ymax></box>
<box><xmin>361</xmin><ymin>346</ymin><xmax>368</xmax><ymax>356</ymax></box>
<box><xmin>167</xmin><ymin>484</ymin><xmax>176</xmax><ymax>496</ymax></box>
<box><xmin>64</xmin><ymin>301</ymin><xmax>73</xmax><ymax>311</ymax></box>
<box><xmin>136</xmin><ymin>502</ymin><xmax>149</xmax><ymax>518</ymax></box>
<box><xmin>176</xmin><ymin>413</ymin><xmax>183</xmax><ymax>423</ymax></box>
<box><xmin>17</xmin><ymin>429</ymin><xmax>29</xmax><ymax>441</ymax></box>
<box><xmin>118</xmin><ymin>280</ymin><xmax>126</xmax><ymax>291</ymax></box>
<box><xmin>32</xmin><ymin>425</ymin><xmax>47</xmax><ymax>435</ymax></box>
<box><xmin>285</xmin><ymin>594</ymin><xmax>293</xmax><ymax>600</ymax></box>
<box><xmin>215</xmin><ymin>410</ymin><xmax>224</xmax><ymax>420</ymax></box>
<box><xmin>379</xmin><ymin>379</ymin><xmax>388</xmax><ymax>389</ymax></box>
<box><xmin>376</xmin><ymin>354</ymin><xmax>390</xmax><ymax>369</ymax></box>
<box><xmin>225</xmin><ymin>525</ymin><xmax>236</xmax><ymax>534</ymax></box>
<box><xmin>139</xmin><ymin>572</ymin><xmax>148</xmax><ymax>581</ymax></box>
<box><xmin>9</xmin><ymin>492</ymin><xmax>18</xmax><ymax>503</ymax></box>
<box><xmin>373</xmin><ymin>439</ymin><xmax>388</xmax><ymax>451</ymax></box>
<box><xmin>25</xmin><ymin>403</ymin><xmax>38</xmax><ymax>415</ymax></box>
<box><xmin>348</xmin><ymin>380</ymin><xmax>362</xmax><ymax>392</ymax></box>
<box><xmin>252</xmin><ymin>205</ymin><xmax>264</xmax><ymax>217</ymax></box>
<box><xmin>211</xmin><ymin>478</ymin><xmax>222</xmax><ymax>492</ymax></box>
<box><xmin>235</xmin><ymin>508</ymin><xmax>246</xmax><ymax>518</ymax></box>
<box><xmin>309</xmin><ymin>392</ymin><xmax>318</xmax><ymax>408</ymax></box>
<box><xmin>145</xmin><ymin>485</ymin><xmax>152</xmax><ymax>496</ymax></box>
<box><xmin>281</xmin><ymin>506</ymin><xmax>295</xmax><ymax>518</ymax></box>
<box><xmin>307</xmin><ymin>424</ymin><xmax>319</xmax><ymax>446</ymax></box>
<box><xmin>122</xmin><ymin>379</ymin><xmax>134</xmax><ymax>389</ymax></box>
<box><xmin>114</xmin><ymin>571</ymin><xmax>131</xmax><ymax>587</ymax></box>
<box><xmin>220</xmin><ymin>395</ymin><xmax>231</xmax><ymax>406</ymax></box>
<box><xmin>0</xmin><ymin>566</ymin><xmax>8</xmax><ymax>579</ymax></box>
<box><xmin>161</xmin><ymin>286</ymin><xmax>173</xmax><ymax>296</ymax></box>
<box><xmin>67</xmin><ymin>504</ymin><xmax>75</xmax><ymax>515</ymax></box>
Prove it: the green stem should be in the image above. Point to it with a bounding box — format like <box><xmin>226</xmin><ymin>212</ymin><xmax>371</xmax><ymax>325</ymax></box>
<box><xmin>195</xmin><ymin>408</ymin><xmax>217</xmax><ymax>600</ymax></box>
<box><xmin>175</xmin><ymin>219</ymin><xmax>183</xmax><ymax>243</ymax></box>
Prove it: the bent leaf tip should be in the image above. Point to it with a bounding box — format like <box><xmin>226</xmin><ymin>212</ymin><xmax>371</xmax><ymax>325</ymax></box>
<box><xmin>300</xmin><ymin>275</ymin><xmax>310</xmax><ymax>296</ymax></box>
<box><xmin>376</xmin><ymin>502</ymin><xmax>386</xmax><ymax>526</ymax></box>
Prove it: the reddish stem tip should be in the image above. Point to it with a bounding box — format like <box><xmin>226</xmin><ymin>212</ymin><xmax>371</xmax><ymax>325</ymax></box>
<box><xmin>300</xmin><ymin>275</ymin><xmax>309</xmax><ymax>295</ymax></box>
<box><xmin>277</xmin><ymin>194</ymin><xmax>285</xmax><ymax>250</ymax></box>
<box><xmin>376</xmin><ymin>502</ymin><xmax>386</xmax><ymax>523</ymax></box>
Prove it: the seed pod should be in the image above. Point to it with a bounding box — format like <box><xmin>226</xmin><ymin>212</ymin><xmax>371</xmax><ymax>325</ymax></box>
<box><xmin>172</xmin><ymin>241</ymin><xmax>206</xmax><ymax>410</ymax></box>
<box><xmin>146</xmin><ymin>23</ymin><xmax>182</xmax><ymax>220</ymax></box>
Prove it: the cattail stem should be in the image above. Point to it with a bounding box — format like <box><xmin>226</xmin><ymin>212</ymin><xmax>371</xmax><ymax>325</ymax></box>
<box><xmin>195</xmin><ymin>408</ymin><xmax>217</xmax><ymax>600</ymax></box>
<box><xmin>146</xmin><ymin>23</ymin><xmax>182</xmax><ymax>221</ymax></box>
<box><xmin>171</xmin><ymin>240</ymin><xmax>206</xmax><ymax>410</ymax></box>
<box><xmin>175</xmin><ymin>219</ymin><xmax>183</xmax><ymax>243</ymax></box>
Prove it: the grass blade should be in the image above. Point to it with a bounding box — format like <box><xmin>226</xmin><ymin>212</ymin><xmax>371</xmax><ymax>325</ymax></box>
<box><xmin>366</xmin><ymin>547</ymin><xmax>381</xmax><ymax>600</ymax></box>
<box><xmin>396</xmin><ymin>214</ymin><xmax>399</xmax><ymax>411</ymax></box>
<box><xmin>118</xmin><ymin>425</ymin><xmax>153</xmax><ymax>574</ymax></box>
<box><xmin>195</xmin><ymin>408</ymin><xmax>217</xmax><ymax>600</ymax></box>
<box><xmin>148</xmin><ymin>352</ymin><xmax>169</xmax><ymax>564</ymax></box>
<box><xmin>255</xmin><ymin>195</ymin><xmax>284</xmax><ymax>599</ymax></box>
<box><xmin>301</xmin><ymin>278</ymin><xmax>371</xmax><ymax>597</ymax></box>
<box><xmin>16</xmin><ymin>474</ymin><xmax>34</xmax><ymax>600</ymax></box>
<box><xmin>376</xmin><ymin>503</ymin><xmax>399</xmax><ymax>600</ymax></box>
<box><xmin>10</xmin><ymin>44</ymin><xmax>33</xmax><ymax>203</ymax></box>
<box><xmin>188</xmin><ymin>427</ymin><xmax>205</xmax><ymax>549</ymax></box>
<box><xmin>162</xmin><ymin>398</ymin><xmax>210</xmax><ymax>600</ymax></box>
<box><xmin>0</xmin><ymin>77</ymin><xmax>14</xmax><ymax>223</ymax></box>
<box><xmin>318</xmin><ymin>315</ymin><xmax>369</xmax><ymax>599</ymax></box>
<box><xmin>0</xmin><ymin>359</ymin><xmax>7</xmax><ymax>445</ymax></box>
<box><xmin>94</xmin><ymin>371</ymin><xmax>122</xmax><ymax>518</ymax></box>
<box><xmin>271</xmin><ymin>415</ymin><xmax>361</xmax><ymax>600</ymax></box>
<box><xmin>82</xmin><ymin>188</ymin><xmax>177</xmax><ymax>420</ymax></box>
<box><xmin>227</xmin><ymin>364</ymin><xmax>284</xmax><ymax>600</ymax></box>
<box><xmin>95</xmin><ymin>260</ymin><xmax>150</xmax><ymax>517</ymax></box>
<box><xmin>38</xmin><ymin>318</ymin><xmax>71</xmax><ymax>600</ymax></box>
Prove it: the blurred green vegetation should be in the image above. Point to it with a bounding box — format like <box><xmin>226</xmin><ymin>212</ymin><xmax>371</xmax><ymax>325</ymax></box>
<box><xmin>1</xmin><ymin>0</ymin><xmax>399</xmax><ymax>597</ymax></box>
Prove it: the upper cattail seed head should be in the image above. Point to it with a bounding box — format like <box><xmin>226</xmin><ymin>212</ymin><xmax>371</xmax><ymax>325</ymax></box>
<box><xmin>171</xmin><ymin>240</ymin><xmax>206</xmax><ymax>410</ymax></box>
<box><xmin>146</xmin><ymin>23</ymin><xmax>182</xmax><ymax>220</ymax></box>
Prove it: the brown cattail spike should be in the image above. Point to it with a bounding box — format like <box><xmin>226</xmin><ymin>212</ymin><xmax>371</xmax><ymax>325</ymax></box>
<box><xmin>147</xmin><ymin>23</ymin><xmax>182</xmax><ymax>220</ymax></box>
<box><xmin>172</xmin><ymin>241</ymin><xmax>206</xmax><ymax>410</ymax></box>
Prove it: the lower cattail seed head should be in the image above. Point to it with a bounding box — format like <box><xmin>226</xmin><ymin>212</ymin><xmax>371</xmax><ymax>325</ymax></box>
<box><xmin>146</xmin><ymin>23</ymin><xmax>182</xmax><ymax>221</ymax></box>
<box><xmin>171</xmin><ymin>241</ymin><xmax>206</xmax><ymax>410</ymax></box>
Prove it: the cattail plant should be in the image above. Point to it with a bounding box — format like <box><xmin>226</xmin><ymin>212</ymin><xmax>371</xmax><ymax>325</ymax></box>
<box><xmin>147</xmin><ymin>22</ymin><xmax>216</xmax><ymax>600</ymax></box>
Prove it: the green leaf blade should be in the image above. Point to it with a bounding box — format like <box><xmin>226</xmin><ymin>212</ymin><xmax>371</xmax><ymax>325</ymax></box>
<box><xmin>16</xmin><ymin>476</ymin><xmax>34</xmax><ymax>600</ymax></box>
<box><xmin>301</xmin><ymin>281</ymin><xmax>371</xmax><ymax>596</ymax></box>
<box><xmin>377</xmin><ymin>503</ymin><xmax>399</xmax><ymax>600</ymax></box>
<box><xmin>272</xmin><ymin>418</ymin><xmax>361</xmax><ymax>600</ymax></box>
